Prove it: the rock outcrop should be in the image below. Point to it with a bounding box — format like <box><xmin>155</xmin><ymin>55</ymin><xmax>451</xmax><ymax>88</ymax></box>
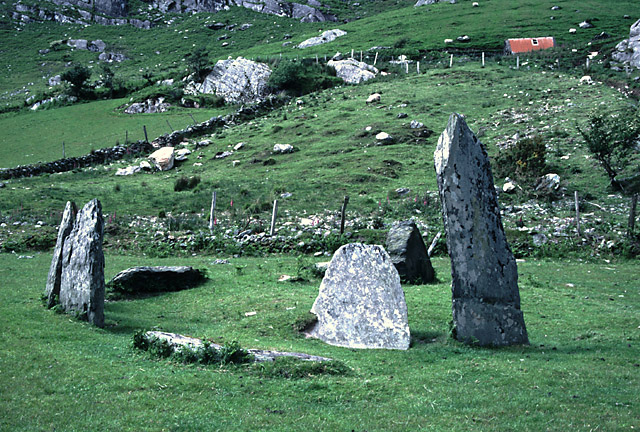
<box><xmin>386</xmin><ymin>220</ymin><xmax>435</xmax><ymax>284</ymax></box>
<box><xmin>50</xmin><ymin>0</ymin><xmax>128</xmax><ymax>17</ymax></box>
<box><xmin>54</xmin><ymin>199</ymin><xmax>105</xmax><ymax>327</ymax></box>
<box><xmin>190</xmin><ymin>57</ymin><xmax>272</xmax><ymax>104</ymax></box>
<box><xmin>327</xmin><ymin>58</ymin><xmax>378</xmax><ymax>84</ymax></box>
<box><xmin>612</xmin><ymin>18</ymin><xmax>640</xmax><ymax>70</ymax></box>
<box><xmin>45</xmin><ymin>201</ymin><xmax>78</xmax><ymax>308</ymax></box>
<box><xmin>434</xmin><ymin>113</ymin><xmax>528</xmax><ymax>346</ymax></box>
<box><xmin>124</xmin><ymin>98</ymin><xmax>170</xmax><ymax>114</ymax></box>
<box><xmin>297</xmin><ymin>29</ymin><xmax>346</xmax><ymax>48</ymax></box>
<box><xmin>307</xmin><ymin>243</ymin><xmax>411</xmax><ymax>350</ymax></box>
<box><xmin>107</xmin><ymin>266</ymin><xmax>206</xmax><ymax>295</ymax></box>
<box><xmin>415</xmin><ymin>0</ymin><xmax>456</xmax><ymax>5</ymax></box>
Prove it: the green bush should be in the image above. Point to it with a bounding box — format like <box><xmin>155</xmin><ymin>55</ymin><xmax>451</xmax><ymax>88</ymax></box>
<box><xmin>174</xmin><ymin>176</ymin><xmax>201</xmax><ymax>192</ymax></box>
<box><xmin>267</xmin><ymin>60</ymin><xmax>341</xmax><ymax>96</ymax></box>
<box><xmin>494</xmin><ymin>135</ymin><xmax>547</xmax><ymax>182</ymax></box>
<box><xmin>60</xmin><ymin>64</ymin><xmax>92</xmax><ymax>98</ymax></box>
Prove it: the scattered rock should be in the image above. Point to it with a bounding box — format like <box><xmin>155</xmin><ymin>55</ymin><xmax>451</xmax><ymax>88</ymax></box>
<box><xmin>375</xmin><ymin>132</ymin><xmax>394</xmax><ymax>144</ymax></box>
<box><xmin>457</xmin><ymin>35</ymin><xmax>471</xmax><ymax>42</ymax></box>
<box><xmin>115</xmin><ymin>166</ymin><xmax>141</xmax><ymax>176</ymax></box>
<box><xmin>579</xmin><ymin>75</ymin><xmax>594</xmax><ymax>85</ymax></box>
<box><xmin>139</xmin><ymin>160</ymin><xmax>152</xmax><ymax>171</ymax></box>
<box><xmin>569</xmin><ymin>28</ymin><xmax>577</xmax><ymax>34</ymax></box>
<box><xmin>297</xmin><ymin>29</ymin><xmax>346</xmax><ymax>49</ymax></box>
<box><xmin>124</xmin><ymin>98</ymin><xmax>170</xmax><ymax>114</ymax></box>
<box><xmin>612</xmin><ymin>19</ymin><xmax>640</xmax><ymax>69</ymax></box>
<box><xmin>397</xmin><ymin>112</ymin><xmax>408</xmax><ymax>119</ymax></box>
<box><xmin>48</xmin><ymin>75</ymin><xmax>61</xmax><ymax>86</ymax></box>
<box><xmin>306</xmin><ymin>243</ymin><xmax>410</xmax><ymax>350</ymax></box>
<box><xmin>67</xmin><ymin>39</ymin><xmax>88</xmax><ymax>50</ymax></box>
<box><xmin>149</xmin><ymin>147</ymin><xmax>175</xmax><ymax>171</ymax></box>
<box><xmin>579</xmin><ymin>21</ymin><xmax>594</xmax><ymax>29</ymax></box>
<box><xmin>415</xmin><ymin>0</ymin><xmax>456</xmax><ymax>6</ymax></box>
<box><xmin>535</xmin><ymin>173</ymin><xmax>561</xmax><ymax>192</ymax></box>
<box><xmin>175</xmin><ymin>148</ymin><xmax>191</xmax><ymax>161</ymax></box>
<box><xmin>99</xmin><ymin>52</ymin><xmax>127</xmax><ymax>62</ymax></box>
<box><xmin>410</xmin><ymin>120</ymin><xmax>424</xmax><ymax>129</ymax></box>
<box><xmin>503</xmin><ymin>181</ymin><xmax>517</xmax><ymax>194</ymax></box>
<box><xmin>273</xmin><ymin>143</ymin><xmax>294</xmax><ymax>154</ymax></box>
<box><xmin>386</xmin><ymin>220</ymin><xmax>435</xmax><ymax>284</ymax></box>
<box><xmin>107</xmin><ymin>266</ymin><xmax>206</xmax><ymax>296</ymax></box>
<box><xmin>434</xmin><ymin>113</ymin><xmax>529</xmax><ymax>346</ymax></box>
<box><xmin>328</xmin><ymin>58</ymin><xmax>378</xmax><ymax>84</ymax></box>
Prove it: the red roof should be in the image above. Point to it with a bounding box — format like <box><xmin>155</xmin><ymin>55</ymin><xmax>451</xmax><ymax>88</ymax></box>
<box><xmin>505</xmin><ymin>37</ymin><xmax>555</xmax><ymax>54</ymax></box>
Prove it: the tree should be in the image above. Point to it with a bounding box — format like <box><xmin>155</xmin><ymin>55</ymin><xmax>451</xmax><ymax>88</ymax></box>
<box><xmin>578</xmin><ymin>108</ymin><xmax>640</xmax><ymax>190</ymax></box>
<box><xmin>100</xmin><ymin>64</ymin><xmax>115</xmax><ymax>98</ymax></box>
<box><xmin>186</xmin><ymin>47</ymin><xmax>210</xmax><ymax>82</ymax></box>
<box><xmin>60</xmin><ymin>64</ymin><xmax>92</xmax><ymax>98</ymax></box>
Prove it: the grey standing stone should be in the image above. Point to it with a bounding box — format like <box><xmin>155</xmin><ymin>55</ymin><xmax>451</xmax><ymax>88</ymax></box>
<box><xmin>307</xmin><ymin>243</ymin><xmax>410</xmax><ymax>350</ymax></box>
<box><xmin>45</xmin><ymin>201</ymin><xmax>77</xmax><ymax>308</ymax></box>
<box><xmin>386</xmin><ymin>220</ymin><xmax>435</xmax><ymax>284</ymax></box>
<box><xmin>60</xmin><ymin>199</ymin><xmax>105</xmax><ymax>327</ymax></box>
<box><xmin>434</xmin><ymin>113</ymin><xmax>528</xmax><ymax>346</ymax></box>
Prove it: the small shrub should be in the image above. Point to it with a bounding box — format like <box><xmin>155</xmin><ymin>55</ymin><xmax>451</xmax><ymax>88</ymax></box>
<box><xmin>267</xmin><ymin>60</ymin><xmax>341</xmax><ymax>96</ymax></box>
<box><xmin>174</xmin><ymin>176</ymin><xmax>201</xmax><ymax>192</ymax></box>
<box><xmin>494</xmin><ymin>135</ymin><xmax>547</xmax><ymax>183</ymax></box>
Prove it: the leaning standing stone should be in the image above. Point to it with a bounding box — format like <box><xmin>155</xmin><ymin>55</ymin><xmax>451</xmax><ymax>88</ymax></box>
<box><xmin>45</xmin><ymin>201</ymin><xmax>77</xmax><ymax>308</ymax></box>
<box><xmin>386</xmin><ymin>220</ymin><xmax>435</xmax><ymax>284</ymax></box>
<box><xmin>434</xmin><ymin>113</ymin><xmax>528</xmax><ymax>346</ymax></box>
<box><xmin>307</xmin><ymin>243</ymin><xmax>410</xmax><ymax>350</ymax></box>
<box><xmin>60</xmin><ymin>199</ymin><xmax>105</xmax><ymax>327</ymax></box>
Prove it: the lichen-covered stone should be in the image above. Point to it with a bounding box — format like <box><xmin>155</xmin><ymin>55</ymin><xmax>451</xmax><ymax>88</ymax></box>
<box><xmin>307</xmin><ymin>243</ymin><xmax>410</xmax><ymax>350</ymax></box>
<box><xmin>193</xmin><ymin>57</ymin><xmax>271</xmax><ymax>104</ymax></box>
<box><xmin>434</xmin><ymin>113</ymin><xmax>528</xmax><ymax>346</ymax></box>
<box><xmin>59</xmin><ymin>199</ymin><xmax>105</xmax><ymax>327</ymax></box>
<box><xmin>45</xmin><ymin>201</ymin><xmax>77</xmax><ymax>308</ymax></box>
<box><xmin>386</xmin><ymin>220</ymin><xmax>435</xmax><ymax>284</ymax></box>
<box><xmin>327</xmin><ymin>58</ymin><xmax>378</xmax><ymax>84</ymax></box>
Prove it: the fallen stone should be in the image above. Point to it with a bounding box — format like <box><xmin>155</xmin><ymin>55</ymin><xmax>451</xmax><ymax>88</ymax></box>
<box><xmin>107</xmin><ymin>266</ymin><xmax>206</xmax><ymax>296</ymax></box>
<box><xmin>59</xmin><ymin>199</ymin><xmax>105</xmax><ymax>327</ymax></box>
<box><xmin>434</xmin><ymin>113</ymin><xmax>528</xmax><ymax>346</ymax></box>
<box><xmin>306</xmin><ymin>243</ymin><xmax>410</xmax><ymax>350</ymax></box>
<box><xmin>143</xmin><ymin>331</ymin><xmax>333</xmax><ymax>362</ymax></box>
<box><xmin>115</xmin><ymin>166</ymin><xmax>141</xmax><ymax>176</ymax></box>
<box><xmin>366</xmin><ymin>93</ymin><xmax>381</xmax><ymax>104</ymax></box>
<box><xmin>175</xmin><ymin>148</ymin><xmax>191</xmax><ymax>161</ymax></box>
<box><xmin>386</xmin><ymin>220</ymin><xmax>435</xmax><ymax>284</ymax></box>
<box><xmin>45</xmin><ymin>201</ymin><xmax>77</xmax><ymax>308</ymax></box>
<box><xmin>149</xmin><ymin>147</ymin><xmax>175</xmax><ymax>171</ymax></box>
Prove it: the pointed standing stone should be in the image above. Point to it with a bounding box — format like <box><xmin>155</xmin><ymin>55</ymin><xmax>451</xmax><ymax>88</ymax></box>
<box><xmin>307</xmin><ymin>243</ymin><xmax>410</xmax><ymax>350</ymax></box>
<box><xmin>386</xmin><ymin>220</ymin><xmax>435</xmax><ymax>284</ymax></box>
<box><xmin>434</xmin><ymin>113</ymin><xmax>528</xmax><ymax>346</ymax></box>
<box><xmin>45</xmin><ymin>201</ymin><xmax>77</xmax><ymax>308</ymax></box>
<box><xmin>59</xmin><ymin>199</ymin><xmax>105</xmax><ymax>327</ymax></box>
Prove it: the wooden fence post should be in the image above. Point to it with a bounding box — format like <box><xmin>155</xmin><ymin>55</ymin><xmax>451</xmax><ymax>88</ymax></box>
<box><xmin>629</xmin><ymin>193</ymin><xmax>638</xmax><ymax>236</ymax></box>
<box><xmin>209</xmin><ymin>191</ymin><xmax>217</xmax><ymax>232</ymax></box>
<box><xmin>270</xmin><ymin>199</ymin><xmax>279</xmax><ymax>236</ymax></box>
<box><xmin>166</xmin><ymin>120</ymin><xmax>174</xmax><ymax>132</ymax></box>
<box><xmin>516</xmin><ymin>55</ymin><xmax>520</xmax><ymax>69</ymax></box>
<box><xmin>143</xmin><ymin>125</ymin><xmax>149</xmax><ymax>143</ymax></box>
<box><xmin>575</xmin><ymin>191</ymin><xmax>581</xmax><ymax>236</ymax></box>
<box><xmin>374</xmin><ymin>52</ymin><xmax>378</xmax><ymax>65</ymax></box>
<box><xmin>449</xmin><ymin>54</ymin><xmax>453</xmax><ymax>68</ymax></box>
<box><xmin>417</xmin><ymin>61</ymin><xmax>420</xmax><ymax>74</ymax></box>
<box><xmin>62</xmin><ymin>141</ymin><xmax>65</xmax><ymax>158</ymax></box>
<box><xmin>482</xmin><ymin>52</ymin><xmax>485</xmax><ymax>67</ymax></box>
<box><xmin>427</xmin><ymin>232</ymin><xmax>442</xmax><ymax>257</ymax></box>
<box><xmin>340</xmin><ymin>196</ymin><xmax>349</xmax><ymax>235</ymax></box>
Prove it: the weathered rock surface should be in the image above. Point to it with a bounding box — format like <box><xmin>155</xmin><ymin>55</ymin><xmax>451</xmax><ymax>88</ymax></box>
<box><xmin>50</xmin><ymin>0</ymin><xmax>128</xmax><ymax>17</ymax></box>
<box><xmin>298</xmin><ymin>29</ymin><xmax>347</xmax><ymax>48</ymax></box>
<box><xmin>115</xmin><ymin>165</ymin><xmax>141</xmax><ymax>176</ymax></box>
<box><xmin>386</xmin><ymin>221</ymin><xmax>435</xmax><ymax>284</ymax></box>
<box><xmin>45</xmin><ymin>201</ymin><xmax>77</xmax><ymax>308</ymax></box>
<box><xmin>107</xmin><ymin>266</ymin><xmax>206</xmax><ymax>295</ymax></box>
<box><xmin>144</xmin><ymin>331</ymin><xmax>333</xmax><ymax>362</ymax></box>
<box><xmin>124</xmin><ymin>98</ymin><xmax>170</xmax><ymax>114</ymax></box>
<box><xmin>149</xmin><ymin>147</ymin><xmax>175</xmax><ymax>171</ymax></box>
<box><xmin>327</xmin><ymin>58</ymin><xmax>378</xmax><ymax>84</ymax></box>
<box><xmin>59</xmin><ymin>199</ymin><xmax>105</xmax><ymax>327</ymax></box>
<box><xmin>273</xmin><ymin>143</ymin><xmax>294</xmax><ymax>154</ymax></box>
<box><xmin>190</xmin><ymin>57</ymin><xmax>271</xmax><ymax>104</ymax></box>
<box><xmin>434</xmin><ymin>113</ymin><xmax>528</xmax><ymax>346</ymax></box>
<box><xmin>612</xmin><ymin>18</ymin><xmax>640</xmax><ymax>69</ymax></box>
<box><xmin>307</xmin><ymin>243</ymin><xmax>410</xmax><ymax>350</ymax></box>
<box><xmin>99</xmin><ymin>52</ymin><xmax>127</xmax><ymax>62</ymax></box>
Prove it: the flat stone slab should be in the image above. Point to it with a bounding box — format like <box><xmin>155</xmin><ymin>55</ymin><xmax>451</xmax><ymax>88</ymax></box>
<box><xmin>145</xmin><ymin>331</ymin><xmax>332</xmax><ymax>363</ymax></box>
<box><xmin>107</xmin><ymin>266</ymin><xmax>206</xmax><ymax>295</ymax></box>
<box><xmin>307</xmin><ymin>243</ymin><xmax>410</xmax><ymax>350</ymax></box>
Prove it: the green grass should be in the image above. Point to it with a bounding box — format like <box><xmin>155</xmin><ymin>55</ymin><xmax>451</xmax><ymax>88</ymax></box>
<box><xmin>0</xmin><ymin>99</ymin><xmax>230</xmax><ymax>167</ymax></box>
<box><xmin>0</xmin><ymin>252</ymin><xmax>638</xmax><ymax>430</ymax></box>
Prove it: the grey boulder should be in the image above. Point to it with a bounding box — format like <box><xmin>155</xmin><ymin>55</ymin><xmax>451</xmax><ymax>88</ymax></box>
<box><xmin>386</xmin><ymin>220</ymin><xmax>435</xmax><ymax>284</ymax></box>
<box><xmin>307</xmin><ymin>243</ymin><xmax>410</xmax><ymax>350</ymax></box>
<box><xmin>612</xmin><ymin>19</ymin><xmax>640</xmax><ymax>69</ymax></box>
<box><xmin>107</xmin><ymin>266</ymin><xmax>206</xmax><ymax>296</ymax></box>
<box><xmin>327</xmin><ymin>58</ymin><xmax>378</xmax><ymax>84</ymax></box>
<box><xmin>191</xmin><ymin>57</ymin><xmax>271</xmax><ymax>104</ymax></box>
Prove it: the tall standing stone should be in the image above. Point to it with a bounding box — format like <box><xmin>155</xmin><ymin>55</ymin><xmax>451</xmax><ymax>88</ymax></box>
<box><xmin>45</xmin><ymin>201</ymin><xmax>77</xmax><ymax>308</ymax></box>
<box><xmin>59</xmin><ymin>199</ymin><xmax>105</xmax><ymax>327</ymax></box>
<box><xmin>386</xmin><ymin>220</ymin><xmax>435</xmax><ymax>284</ymax></box>
<box><xmin>434</xmin><ymin>113</ymin><xmax>528</xmax><ymax>346</ymax></box>
<box><xmin>307</xmin><ymin>243</ymin><xmax>410</xmax><ymax>350</ymax></box>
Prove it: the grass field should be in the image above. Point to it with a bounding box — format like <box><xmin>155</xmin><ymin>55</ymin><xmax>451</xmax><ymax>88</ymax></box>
<box><xmin>0</xmin><ymin>252</ymin><xmax>638</xmax><ymax>431</ymax></box>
